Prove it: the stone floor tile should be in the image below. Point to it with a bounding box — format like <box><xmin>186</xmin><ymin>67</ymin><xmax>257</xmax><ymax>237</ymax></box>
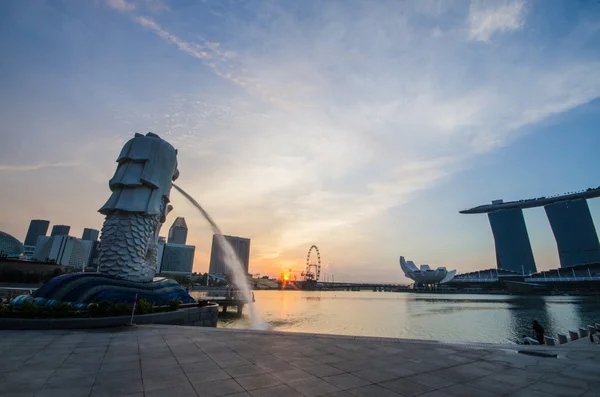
<box><xmin>248</xmin><ymin>384</ymin><xmax>302</xmax><ymax>397</ymax></box>
<box><xmin>59</xmin><ymin>362</ymin><xmax>102</xmax><ymax>373</ymax></box>
<box><xmin>381</xmin><ymin>363</ymin><xmax>419</xmax><ymax>377</ymax></box>
<box><xmin>255</xmin><ymin>357</ymin><xmax>297</xmax><ymax>372</ymax></box>
<box><xmin>101</xmin><ymin>356</ymin><xmax>140</xmax><ymax>366</ymax></box>
<box><xmin>2</xmin><ymin>369</ymin><xmax>56</xmax><ymax>381</ymax></box>
<box><xmin>90</xmin><ymin>379</ymin><xmax>144</xmax><ymax>396</ymax></box>
<box><xmin>271</xmin><ymin>368</ymin><xmax>316</xmax><ymax>384</ymax></box>
<box><xmin>35</xmin><ymin>386</ymin><xmax>92</xmax><ymax>397</ymax></box>
<box><xmin>44</xmin><ymin>373</ymin><xmax>96</xmax><ymax>389</ymax></box>
<box><xmin>145</xmin><ymin>384</ymin><xmax>198</xmax><ymax>397</ymax></box>
<box><xmin>236</xmin><ymin>373</ymin><xmax>282</xmax><ymax>391</ymax></box>
<box><xmin>95</xmin><ymin>369</ymin><xmax>142</xmax><ymax>385</ymax></box>
<box><xmin>143</xmin><ymin>371</ymin><xmax>190</xmax><ymax>392</ymax></box>
<box><xmin>379</xmin><ymin>378</ymin><xmax>435</xmax><ymax>396</ymax></box>
<box><xmin>505</xmin><ymin>389</ymin><xmax>559</xmax><ymax>397</ymax></box>
<box><xmin>405</xmin><ymin>373</ymin><xmax>458</xmax><ymax>389</ymax></box>
<box><xmin>0</xmin><ymin>393</ymin><xmax>36</xmax><ymax>397</ymax></box>
<box><xmin>213</xmin><ymin>357</ymin><xmax>252</xmax><ymax>368</ymax></box>
<box><xmin>430</xmin><ymin>366</ymin><xmax>485</xmax><ymax>383</ymax></box>
<box><xmin>225</xmin><ymin>365</ymin><xmax>266</xmax><ymax>378</ymax></box>
<box><xmin>290</xmin><ymin>378</ymin><xmax>341</xmax><ymax>396</ymax></box>
<box><xmin>188</xmin><ymin>367</ymin><xmax>232</xmax><ymax>386</ymax></box>
<box><xmin>546</xmin><ymin>375</ymin><xmax>594</xmax><ymax>390</ymax></box>
<box><xmin>313</xmin><ymin>354</ymin><xmax>347</xmax><ymax>365</ymax></box>
<box><xmin>245</xmin><ymin>354</ymin><xmax>276</xmax><ymax>364</ymax></box>
<box><xmin>181</xmin><ymin>361</ymin><xmax>221</xmax><ymax>375</ymax></box>
<box><xmin>322</xmin><ymin>392</ymin><xmax>354</xmax><ymax>397</ymax></box>
<box><xmin>142</xmin><ymin>363</ymin><xmax>183</xmax><ymax>378</ymax></box>
<box><xmin>352</xmin><ymin>369</ymin><xmax>399</xmax><ymax>383</ymax></box>
<box><xmin>438</xmin><ymin>383</ymin><xmax>500</xmax><ymax>397</ymax></box>
<box><xmin>176</xmin><ymin>354</ymin><xmax>213</xmax><ymax>365</ymax></box>
<box><xmin>194</xmin><ymin>378</ymin><xmax>244</xmax><ymax>396</ymax></box>
<box><xmin>331</xmin><ymin>360</ymin><xmax>373</xmax><ymax>373</ymax></box>
<box><xmin>0</xmin><ymin>378</ymin><xmax>46</xmax><ymax>394</ymax></box>
<box><xmin>99</xmin><ymin>360</ymin><xmax>140</xmax><ymax>373</ymax></box>
<box><xmin>525</xmin><ymin>380</ymin><xmax>589</xmax><ymax>396</ymax></box>
<box><xmin>582</xmin><ymin>385</ymin><xmax>600</xmax><ymax>397</ymax></box>
<box><xmin>74</xmin><ymin>347</ymin><xmax>108</xmax><ymax>355</ymax></box>
<box><xmin>419</xmin><ymin>392</ymin><xmax>455</xmax><ymax>397</ymax></box>
<box><xmin>322</xmin><ymin>373</ymin><xmax>371</xmax><ymax>390</ymax></box>
<box><xmin>141</xmin><ymin>357</ymin><xmax>179</xmax><ymax>369</ymax></box>
<box><xmin>347</xmin><ymin>384</ymin><xmax>403</xmax><ymax>397</ymax></box>
<box><xmin>304</xmin><ymin>364</ymin><xmax>345</xmax><ymax>378</ymax></box>
<box><xmin>20</xmin><ymin>360</ymin><xmax>63</xmax><ymax>370</ymax></box>
<box><xmin>287</xmin><ymin>357</ymin><xmax>322</xmax><ymax>369</ymax></box>
<box><xmin>465</xmin><ymin>373</ymin><xmax>537</xmax><ymax>395</ymax></box>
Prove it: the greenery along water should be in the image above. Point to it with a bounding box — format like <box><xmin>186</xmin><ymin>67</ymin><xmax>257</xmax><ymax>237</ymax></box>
<box><xmin>208</xmin><ymin>290</ymin><xmax>600</xmax><ymax>344</ymax></box>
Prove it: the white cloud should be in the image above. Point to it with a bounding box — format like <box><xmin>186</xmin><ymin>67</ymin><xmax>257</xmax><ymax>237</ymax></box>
<box><xmin>0</xmin><ymin>162</ymin><xmax>81</xmax><ymax>172</ymax></box>
<box><xmin>105</xmin><ymin>0</ymin><xmax>168</xmax><ymax>13</ymax></box>
<box><xmin>105</xmin><ymin>0</ymin><xmax>135</xmax><ymax>12</ymax></box>
<box><xmin>468</xmin><ymin>0</ymin><xmax>527</xmax><ymax>42</ymax></box>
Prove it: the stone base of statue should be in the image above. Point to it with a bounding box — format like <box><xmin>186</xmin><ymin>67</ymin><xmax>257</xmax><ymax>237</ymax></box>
<box><xmin>32</xmin><ymin>273</ymin><xmax>195</xmax><ymax>305</ymax></box>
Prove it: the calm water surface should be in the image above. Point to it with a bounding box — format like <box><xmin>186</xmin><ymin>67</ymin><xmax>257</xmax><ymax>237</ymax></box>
<box><xmin>213</xmin><ymin>290</ymin><xmax>600</xmax><ymax>344</ymax></box>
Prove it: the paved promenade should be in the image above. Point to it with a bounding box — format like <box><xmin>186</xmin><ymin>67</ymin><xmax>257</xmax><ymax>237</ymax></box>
<box><xmin>0</xmin><ymin>325</ymin><xmax>598</xmax><ymax>397</ymax></box>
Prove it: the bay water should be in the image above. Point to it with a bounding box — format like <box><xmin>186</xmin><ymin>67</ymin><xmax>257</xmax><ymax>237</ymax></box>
<box><xmin>207</xmin><ymin>290</ymin><xmax>600</xmax><ymax>344</ymax></box>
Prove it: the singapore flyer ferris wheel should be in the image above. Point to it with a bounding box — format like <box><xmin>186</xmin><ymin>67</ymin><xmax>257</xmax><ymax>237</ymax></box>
<box><xmin>303</xmin><ymin>245</ymin><xmax>322</xmax><ymax>282</ymax></box>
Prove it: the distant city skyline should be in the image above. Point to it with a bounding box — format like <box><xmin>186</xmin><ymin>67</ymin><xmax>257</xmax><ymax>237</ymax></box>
<box><xmin>1</xmin><ymin>0</ymin><xmax>600</xmax><ymax>282</ymax></box>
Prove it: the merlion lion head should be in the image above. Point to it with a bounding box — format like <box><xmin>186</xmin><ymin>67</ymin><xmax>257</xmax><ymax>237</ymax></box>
<box><xmin>99</xmin><ymin>132</ymin><xmax>179</xmax><ymax>217</ymax></box>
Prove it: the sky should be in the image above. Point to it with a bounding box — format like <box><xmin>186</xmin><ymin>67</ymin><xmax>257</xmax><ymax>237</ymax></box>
<box><xmin>1</xmin><ymin>0</ymin><xmax>600</xmax><ymax>283</ymax></box>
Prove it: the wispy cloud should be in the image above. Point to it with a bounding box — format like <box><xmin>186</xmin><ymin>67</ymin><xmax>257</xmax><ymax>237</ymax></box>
<box><xmin>105</xmin><ymin>0</ymin><xmax>135</xmax><ymax>12</ymax></box>
<box><xmin>468</xmin><ymin>0</ymin><xmax>527</xmax><ymax>42</ymax></box>
<box><xmin>131</xmin><ymin>16</ymin><xmax>286</xmax><ymax>106</ymax></box>
<box><xmin>0</xmin><ymin>162</ymin><xmax>81</xmax><ymax>172</ymax></box>
<box><xmin>105</xmin><ymin>0</ymin><xmax>168</xmax><ymax>14</ymax></box>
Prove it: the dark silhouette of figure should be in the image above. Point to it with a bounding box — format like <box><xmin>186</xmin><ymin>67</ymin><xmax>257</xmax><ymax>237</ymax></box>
<box><xmin>532</xmin><ymin>320</ymin><xmax>545</xmax><ymax>344</ymax></box>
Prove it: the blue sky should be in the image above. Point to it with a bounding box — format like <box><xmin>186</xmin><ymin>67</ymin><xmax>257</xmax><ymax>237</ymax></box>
<box><xmin>1</xmin><ymin>0</ymin><xmax>599</xmax><ymax>282</ymax></box>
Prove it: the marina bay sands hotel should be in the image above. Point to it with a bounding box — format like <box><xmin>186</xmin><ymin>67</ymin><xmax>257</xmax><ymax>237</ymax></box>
<box><xmin>460</xmin><ymin>187</ymin><xmax>600</xmax><ymax>274</ymax></box>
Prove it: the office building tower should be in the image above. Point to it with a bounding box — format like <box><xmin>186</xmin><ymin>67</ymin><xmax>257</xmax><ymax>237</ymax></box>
<box><xmin>168</xmin><ymin>217</ymin><xmax>188</xmax><ymax>245</ymax></box>
<box><xmin>545</xmin><ymin>199</ymin><xmax>600</xmax><ymax>267</ymax></box>
<box><xmin>86</xmin><ymin>240</ymin><xmax>100</xmax><ymax>271</ymax></box>
<box><xmin>82</xmin><ymin>228</ymin><xmax>100</xmax><ymax>242</ymax></box>
<box><xmin>209</xmin><ymin>234</ymin><xmax>251</xmax><ymax>276</ymax></box>
<box><xmin>158</xmin><ymin>243</ymin><xmax>195</xmax><ymax>275</ymax></box>
<box><xmin>51</xmin><ymin>225</ymin><xmax>71</xmax><ymax>237</ymax></box>
<box><xmin>24</xmin><ymin>219</ymin><xmax>49</xmax><ymax>246</ymax></box>
<box><xmin>34</xmin><ymin>235</ymin><xmax>93</xmax><ymax>270</ymax></box>
<box><xmin>488</xmin><ymin>208</ymin><xmax>537</xmax><ymax>274</ymax></box>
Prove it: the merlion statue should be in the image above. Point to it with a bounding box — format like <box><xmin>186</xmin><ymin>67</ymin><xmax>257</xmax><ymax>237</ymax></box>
<box><xmin>97</xmin><ymin>132</ymin><xmax>179</xmax><ymax>282</ymax></box>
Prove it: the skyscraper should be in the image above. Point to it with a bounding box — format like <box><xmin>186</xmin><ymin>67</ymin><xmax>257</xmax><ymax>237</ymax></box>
<box><xmin>158</xmin><ymin>243</ymin><xmax>195</xmax><ymax>275</ymax></box>
<box><xmin>545</xmin><ymin>199</ymin><xmax>600</xmax><ymax>267</ymax></box>
<box><xmin>167</xmin><ymin>217</ymin><xmax>188</xmax><ymax>245</ymax></box>
<box><xmin>24</xmin><ymin>219</ymin><xmax>49</xmax><ymax>246</ymax></box>
<box><xmin>209</xmin><ymin>234</ymin><xmax>251</xmax><ymax>276</ymax></box>
<box><xmin>34</xmin><ymin>235</ymin><xmax>93</xmax><ymax>270</ymax></box>
<box><xmin>51</xmin><ymin>225</ymin><xmax>71</xmax><ymax>237</ymax></box>
<box><xmin>82</xmin><ymin>228</ymin><xmax>100</xmax><ymax>242</ymax></box>
<box><xmin>488</xmin><ymin>208</ymin><xmax>537</xmax><ymax>274</ymax></box>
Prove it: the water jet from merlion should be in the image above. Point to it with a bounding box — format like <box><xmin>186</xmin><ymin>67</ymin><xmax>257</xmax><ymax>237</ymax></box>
<box><xmin>172</xmin><ymin>183</ymin><xmax>263</xmax><ymax>329</ymax></box>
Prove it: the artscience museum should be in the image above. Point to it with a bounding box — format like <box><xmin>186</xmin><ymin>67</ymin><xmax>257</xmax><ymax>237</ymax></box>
<box><xmin>399</xmin><ymin>256</ymin><xmax>456</xmax><ymax>285</ymax></box>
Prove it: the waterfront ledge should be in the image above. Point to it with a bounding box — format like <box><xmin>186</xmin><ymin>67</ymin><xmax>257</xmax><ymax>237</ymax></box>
<box><xmin>0</xmin><ymin>304</ymin><xmax>218</xmax><ymax>330</ymax></box>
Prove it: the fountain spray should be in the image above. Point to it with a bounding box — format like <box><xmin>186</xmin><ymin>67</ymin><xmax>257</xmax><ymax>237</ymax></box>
<box><xmin>172</xmin><ymin>183</ymin><xmax>263</xmax><ymax>329</ymax></box>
